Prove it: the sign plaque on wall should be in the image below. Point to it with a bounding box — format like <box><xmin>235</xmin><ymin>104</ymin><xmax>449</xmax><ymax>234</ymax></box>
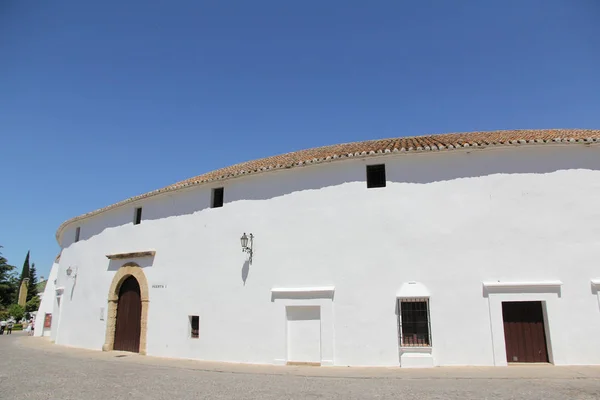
<box><xmin>44</xmin><ymin>313</ymin><xmax>52</xmax><ymax>328</ymax></box>
<box><xmin>152</xmin><ymin>284</ymin><xmax>167</xmax><ymax>289</ymax></box>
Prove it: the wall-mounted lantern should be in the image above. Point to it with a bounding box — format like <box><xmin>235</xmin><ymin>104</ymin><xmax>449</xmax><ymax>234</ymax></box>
<box><xmin>240</xmin><ymin>233</ymin><xmax>254</xmax><ymax>264</ymax></box>
<box><xmin>66</xmin><ymin>266</ymin><xmax>78</xmax><ymax>279</ymax></box>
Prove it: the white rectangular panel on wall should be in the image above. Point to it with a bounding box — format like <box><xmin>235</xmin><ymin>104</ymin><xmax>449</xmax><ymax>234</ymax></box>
<box><xmin>286</xmin><ymin>306</ymin><xmax>321</xmax><ymax>364</ymax></box>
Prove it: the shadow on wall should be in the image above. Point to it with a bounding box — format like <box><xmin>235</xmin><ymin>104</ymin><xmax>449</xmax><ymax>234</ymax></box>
<box><xmin>385</xmin><ymin>145</ymin><xmax>600</xmax><ymax>184</ymax></box>
<box><xmin>592</xmin><ymin>284</ymin><xmax>600</xmax><ymax>312</ymax></box>
<box><xmin>63</xmin><ymin>145</ymin><xmax>600</xmax><ymax>249</ymax></box>
<box><xmin>69</xmin><ymin>277</ymin><xmax>77</xmax><ymax>301</ymax></box>
<box><xmin>270</xmin><ymin>290</ymin><xmax>335</xmax><ymax>302</ymax></box>
<box><xmin>241</xmin><ymin>260</ymin><xmax>250</xmax><ymax>285</ymax></box>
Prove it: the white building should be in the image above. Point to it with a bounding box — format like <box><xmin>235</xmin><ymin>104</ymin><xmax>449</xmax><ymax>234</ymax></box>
<box><xmin>47</xmin><ymin>129</ymin><xmax>600</xmax><ymax>368</ymax></box>
<box><xmin>34</xmin><ymin>256</ymin><xmax>59</xmax><ymax>337</ymax></box>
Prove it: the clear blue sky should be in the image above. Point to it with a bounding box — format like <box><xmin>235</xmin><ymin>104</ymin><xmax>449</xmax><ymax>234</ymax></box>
<box><xmin>1</xmin><ymin>1</ymin><xmax>599</xmax><ymax>278</ymax></box>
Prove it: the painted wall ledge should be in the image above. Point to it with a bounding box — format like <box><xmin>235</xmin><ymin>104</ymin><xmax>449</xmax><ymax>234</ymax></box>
<box><xmin>399</xmin><ymin>346</ymin><xmax>433</xmax><ymax>354</ymax></box>
<box><xmin>271</xmin><ymin>286</ymin><xmax>335</xmax><ymax>295</ymax></box>
<box><xmin>396</xmin><ymin>282</ymin><xmax>430</xmax><ymax>298</ymax></box>
<box><xmin>591</xmin><ymin>279</ymin><xmax>600</xmax><ymax>287</ymax></box>
<box><xmin>482</xmin><ymin>280</ymin><xmax>563</xmax><ymax>292</ymax></box>
<box><xmin>105</xmin><ymin>250</ymin><xmax>156</xmax><ymax>260</ymax></box>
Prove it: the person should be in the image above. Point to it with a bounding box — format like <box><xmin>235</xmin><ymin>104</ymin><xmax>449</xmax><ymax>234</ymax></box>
<box><xmin>29</xmin><ymin>319</ymin><xmax>35</xmax><ymax>336</ymax></box>
<box><xmin>6</xmin><ymin>321</ymin><xmax>13</xmax><ymax>335</ymax></box>
<box><xmin>0</xmin><ymin>320</ymin><xmax>5</xmax><ymax>335</ymax></box>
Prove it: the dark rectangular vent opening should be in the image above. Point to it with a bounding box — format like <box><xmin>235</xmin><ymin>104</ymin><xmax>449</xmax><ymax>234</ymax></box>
<box><xmin>211</xmin><ymin>187</ymin><xmax>224</xmax><ymax>208</ymax></box>
<box><xmin>134</xmin><ymin>207</ymin><xmax>143</xmax><ymax>225</ymax></box>
<box><xmin>366</xmin><ymin>164</ymin><xmax>386</xmax><ymax>188</ymax></box>
<box><xmin>190</xmin><ymin>315</ymin><xmax>199</xmax><ymax>339</ymax></box>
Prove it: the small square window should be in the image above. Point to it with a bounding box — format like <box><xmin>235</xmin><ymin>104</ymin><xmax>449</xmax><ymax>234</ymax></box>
<box><xmin>75</xmin><ymin>227</ymin><xmax>81</xmax><ymax>242</ymax></box>
<box><xmin>399</xmin><ymin>299</ymin><xmax>431</xmax><ymax>347</ymax></box>
<box><xmin>190</xmin><ymin>315</ymin><xmax>199</xmax><ymax>339</ymax></box>
<box><xmin>134</xmin><ymin>207</ymin><xmax>143</xmax><ymax>225</ymax></box>
<box><xmin>366</xmin><ymin>164</ymin><xmax>386</xmax><ymax>188</ymax></box>
<box><xmin>211</xmin><ymin>187</ymin><xmax>224</xmax><ymax>208</ymax></box>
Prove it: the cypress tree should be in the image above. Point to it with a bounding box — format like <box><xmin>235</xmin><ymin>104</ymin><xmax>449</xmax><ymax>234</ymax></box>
<box><xmin>20</xmin><ymin>250</ymin><xmax>30</xmax><ymax>283</ymax></box>
<box><xmin>27</xmin><ymin>262</ymin><xmax>38</xmax><ymax>301</ymax></box>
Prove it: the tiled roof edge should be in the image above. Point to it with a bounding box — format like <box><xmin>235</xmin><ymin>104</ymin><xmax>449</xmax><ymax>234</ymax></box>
<box><xmin>55</xmin><ymin>129</ymin><xmax>600</xmax><ymax>243</ymax></box>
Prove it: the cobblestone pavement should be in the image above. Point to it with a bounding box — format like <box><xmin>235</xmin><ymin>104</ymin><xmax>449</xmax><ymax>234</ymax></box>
<box><xmin>2</xmin><ymin>333</ymin><xmax>600</xmax><ymax>400</ymax></box>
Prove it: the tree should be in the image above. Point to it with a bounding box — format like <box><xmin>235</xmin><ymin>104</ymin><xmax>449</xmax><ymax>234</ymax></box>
<box><xmin>0</xmin><ymin>246</ymin><xmax>18</xmax><ymax>308</ymax></box>
<box><xmin>20</xmin><ymin>250</ymin><xmax>30</xmax><ymax>283</ymax></box>
<box><xmin>27</xmin><ymin>262</ymin><xmax>39</xmax><ymax>301</ymax></box>
<box><xmin>8</xmin><ymin>303</ymin><xmax>25</xmax><ymax>321</ymax></box>
<box><xmin>26</xmin><ymin>296</ymin><xmax>40</xmax><ymax>313</ymax></box>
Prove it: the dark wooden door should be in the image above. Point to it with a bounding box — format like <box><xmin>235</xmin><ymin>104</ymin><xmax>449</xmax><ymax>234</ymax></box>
<box><xmin>502</xmin><ymin>301</ymin><xmax>548</xmax><ymax>363</ymax></box>
<box><xmin>114</xmin><ymin>276</ymin><xmax>141</xmax><ymax>353</ymax></box>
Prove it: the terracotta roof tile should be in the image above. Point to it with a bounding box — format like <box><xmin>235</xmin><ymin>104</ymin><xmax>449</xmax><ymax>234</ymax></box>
<box><xmin>56</xmin><ymin>129</ymin><xmax>600</xmax><ymax>241</ymax></box>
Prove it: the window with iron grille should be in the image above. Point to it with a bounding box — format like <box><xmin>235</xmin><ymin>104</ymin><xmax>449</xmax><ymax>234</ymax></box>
<box><xmin>398</xmin><ymin>298</ymin><xmax>431</xmax><ymax>347</ymax></box>
<box><xmin>190</xmin><ymin>315</ymin><xmax>199</xmax><ymax>339</ymax></box>
<box><xmin>366</xmin><ymin>164</ymin><xmax>386</xmax><ymax>188</ymax></box>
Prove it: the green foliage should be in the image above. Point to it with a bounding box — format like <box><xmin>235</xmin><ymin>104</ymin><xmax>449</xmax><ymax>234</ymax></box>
<box><xmin>0</xmin><ymin>246</ymin><xmax>18</xmax><ymax>307</ymax></box>
<box><xmin>26</xmin><ymin>262</ymin><xmax>39</xmax><ymax>301</ymax></box>
<box><xmin>8</xmin><ymin>304</ymin><xmax>25</xmax><ymax>321</ymax></box>
<box><xmin>20</xmin><ymin>250</ymin><xmax>30</xmax><ymax>283</ymax></box>
<box><xmin>36</xmin><ymin>280</ymin><xmax>47</xmax><ymax>293</ymax></box>
<box><xmin>12</xmin><ymin>323</ymin><xmax>23</xmax><ymax>331</ymax></box>
<box><xmin>0</xmin><ymin>247</ymin><xmax>40</xmax><ymax>309</ymax></box>
<box><xmin>0</xmin><ymin>310</ymin><xmax>9</xmax><ymax>321</ymax></box>
<box><xmin>25</xmin><ymin>296</ymin><xmax>40</xmax><ymax>313</ymax></box>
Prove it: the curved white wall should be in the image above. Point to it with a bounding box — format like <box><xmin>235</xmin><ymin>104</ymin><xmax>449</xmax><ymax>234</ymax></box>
<box><xmin>53</xmin><ymin>144</ymin><xmax>600</xmax><ymax>366</ymax></box>
<box><xmin>34</xmin><ymin>261</ymin><xmax>58</xmax><ymax>337</ymax></box>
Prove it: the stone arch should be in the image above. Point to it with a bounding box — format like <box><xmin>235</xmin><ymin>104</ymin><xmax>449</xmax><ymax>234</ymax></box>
<box><xmin>102</xmin><ymin>262</ymin><xmax>149</xmax><ymax>355</ymax></box>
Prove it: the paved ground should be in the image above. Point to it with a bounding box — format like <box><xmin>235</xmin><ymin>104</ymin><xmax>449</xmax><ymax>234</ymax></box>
<box><xmin>2</xmin><ymin>333</ymin><xmax>600</xmax><ymax>399</ymax></box>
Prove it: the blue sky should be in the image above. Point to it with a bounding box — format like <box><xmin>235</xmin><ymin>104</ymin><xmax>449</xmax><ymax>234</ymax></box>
<box><xmin>1</xmin><ymin>1</ymin><xmax>599</xmax><ymax>278</ymax></box>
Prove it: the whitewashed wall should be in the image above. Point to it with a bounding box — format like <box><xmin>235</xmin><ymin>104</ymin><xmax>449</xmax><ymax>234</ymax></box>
<box><xmin>34</xmin><ymin>262</ymin><xmax>58</xmax><ymax>337</ymax></box>
<box><xmin>53</xmin><ymin>144</ymin><xmax>600</xmax><ymax>366</ymax></box>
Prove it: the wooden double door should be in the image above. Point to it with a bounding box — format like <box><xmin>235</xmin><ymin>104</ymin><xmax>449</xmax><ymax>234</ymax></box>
<box><xmin>114</xmin><ymin>276</ymin><xmax>142</xmax><ymax>353</ymax></box>
<box><xmin>502</xmin><ymin>301</ymin><xmax>549</xmax><ymax>363</ymax></box>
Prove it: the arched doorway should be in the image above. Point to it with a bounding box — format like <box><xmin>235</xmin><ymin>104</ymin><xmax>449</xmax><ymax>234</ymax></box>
<box><xmin>114</xmin><ymin>276</ymin><xmax>142</xmax><ymax>352</ymax></box>
<box><xmin>103</xmin><ymin>263</ymin><xmax>149</xmax><ymax>355</ymax></box>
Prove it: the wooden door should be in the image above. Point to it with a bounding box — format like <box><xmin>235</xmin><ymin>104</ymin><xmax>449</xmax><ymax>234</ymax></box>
<box><xmin>502</xmin><ymin>301</ymin><xmax>548</xmax><ymax>363</ymax></box>
<box><xmin>114</xmin><ymin>276</ymin><xmax>142</xmax><ymax>353</ymax></box>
